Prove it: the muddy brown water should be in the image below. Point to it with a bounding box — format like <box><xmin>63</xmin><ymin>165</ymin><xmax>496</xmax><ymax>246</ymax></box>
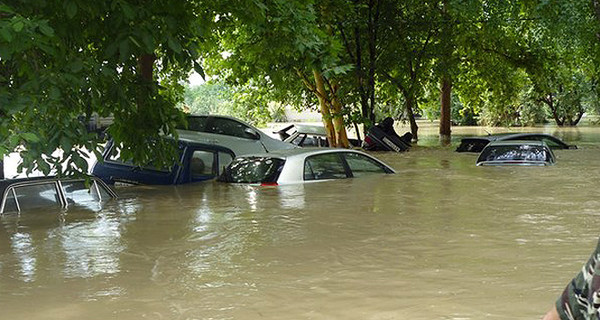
<box><xmin>1</xmin><ymin>124</ymin><xmax>600</xmax><ymax>319</ymax></box>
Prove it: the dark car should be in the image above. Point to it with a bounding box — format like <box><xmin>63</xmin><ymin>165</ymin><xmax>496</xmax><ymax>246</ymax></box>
<box><xmin>476</xmin><ymin>140</ymin><xmax>556</xmax><ymax>166</ymax></box>
<box><xmin>0</xmin><ymin>176</ymin><xmax>117</xmax><ymax>214</ymax></box>
<box><xmin>92</xmin><ymin>138</ymin><xmax>235</xmax><ymax>185</ymax></box>
<box><xmin>456</xmin><ymin>133</ymin><xmax>576</xmax><ymax>153</ymax></box>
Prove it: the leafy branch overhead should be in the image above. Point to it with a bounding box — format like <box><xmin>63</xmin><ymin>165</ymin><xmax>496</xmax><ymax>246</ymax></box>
<box><xmin>2</xmin><ymin>0</ymin><xmax>600</xmax><ymax>176</ymax></box>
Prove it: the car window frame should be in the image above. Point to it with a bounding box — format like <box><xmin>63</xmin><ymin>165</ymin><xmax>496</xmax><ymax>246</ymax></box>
<box><xmin>341</xmin><ymin>152</ymin><xmax>392</xmax><ymax>177</ymax></box>
<box><xmin>186</xmin><ymin>146</ymin><xmax>236</xmax><ymax>182</ymax></box>
<box><xmin>0</xmin><ymin>178</ymin><xmax>117</xmax><ymax>214</ymax></box>
<box><xmin>303</xmin><ymin>152</ymin><xmax>350</xmax><ymax>181</ymax></box>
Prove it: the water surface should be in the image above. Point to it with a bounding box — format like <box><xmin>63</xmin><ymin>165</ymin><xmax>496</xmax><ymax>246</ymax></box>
<box><xmin>1</xmin><ymin>124</ymin><xmax>599</xmax><ymax>319</ymax></box>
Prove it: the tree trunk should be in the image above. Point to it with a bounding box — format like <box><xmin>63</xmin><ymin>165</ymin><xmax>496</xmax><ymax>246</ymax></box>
<box><xmin>313</xmin><ymin>70</ymin><xmax>337</xmax><ymax>146</ymax></box>
<box><xmin>439</xmin><ymin>76</ymin><xmax>452</xmax><ymax>144</ymax></box>
<box><xmin>138</xmin><ymin>54</ymin><xmax>156</xmax><ymax>82</ymax></box>
<box><xmin>544</xmin><ymin>94</ymin><xmax>565</xmax><ymax>126</ymax></box>
<box><xmin>331</xmin><ymin>94</ymin><xmax>350</xmax><ymax>148</ymax></box>
<box><xmin>404</xmin><ymin>93</ymin><xmax>419</xmax><ymax>141</ymax></box>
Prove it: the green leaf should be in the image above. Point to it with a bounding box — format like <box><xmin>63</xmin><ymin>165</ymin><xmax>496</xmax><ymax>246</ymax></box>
<box><xmin>0</xmin><ymin>28</ymin><xmax>13</xmax><ymax>42</ymax></box>
<box><xmin>49</xmin><ymin>86</ymin><xmax>60</xmax><ymax>99</ymax></box>
<box><xmin>60</xmin><ymin>136</ymin><xmax>73</xmax><ymax>152</ymax></box>
<box><xmin>128</xmin><ymin>35</ymin><xmax>141</xmax><ymax>48</ymax></box>
<box><xmin>66</xmin><ymin>1</ymin><xmax>77</xmax><ymax>19</ymax></box>
<box><xmin>38</xmin><ymin>23</ymin><xmax>54</xmax><ymax>37</ymax></box>
<box><xmin>120</xmin><ymin>2</ymin><xmax>135</xmax><ymax>20</ymax></box>
<box><xmin>37</xmin><ymin>160</ymin><xmax>51</xmax><ymax>175</ymax></box>
<box><xmin>167</xmin><ymin>36</ymin><xmax>182</xmax><ymax>53</ymax></box>
<box><xmin>70</xmin><ymin>59</ymin><xmax>83</xmax><ymax>72</ymax></box>
<box><xmin>0</xmin><ymin>4</ymin><xmax>15</xmax><ymax>14</ymax></box>
<box><xmin>12</xmin><ymin>21</ymin><xmax>24</xmax><ymax>32</ymax></box>
<box><xmin>119</xmin><ymin>40</ymin><xmax>130</xmax><ymax>61</ymax></box>
<box><xmin>21</xmin><ymin>132</ymin><xmax>40</xmax><ymax>143</ymax></box>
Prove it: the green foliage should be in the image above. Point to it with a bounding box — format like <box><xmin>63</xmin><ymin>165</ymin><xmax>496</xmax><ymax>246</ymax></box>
<box><xmin>183</xmin><ymin>81</ymin><xmax>277</xmax><ymax>127</ymax></box>
<box><xmin>0</xmin><ymin>1</ymin><xmax>207</xmax><ymax>176</ymax></box>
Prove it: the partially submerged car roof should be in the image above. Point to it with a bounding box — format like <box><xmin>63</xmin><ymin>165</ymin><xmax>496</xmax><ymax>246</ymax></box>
<box><xmin>456</xmin><ymin>133</ymin><xmax>576</xmax><ymax>153</ymax></box>
<box><xmin>0</xmin><ymin>175</ymin><xmax>117</xmax><ymax>214</ymax></box>
<box><xmin>476</xmin><ymin>140</ymin><xmax>556</xmax><ymax>166</ymax></box>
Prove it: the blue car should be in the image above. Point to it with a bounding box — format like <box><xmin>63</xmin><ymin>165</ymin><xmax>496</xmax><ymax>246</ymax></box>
<box><xmin>92</xmin><ymin>138</ymin><xmax>235</xmax><ymax>185</ymax></box>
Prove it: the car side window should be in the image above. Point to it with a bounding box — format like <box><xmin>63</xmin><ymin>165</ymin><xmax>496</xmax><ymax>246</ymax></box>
<box><xmin>209</xmin><ymin>118</ymin><xmax>256</xmax><ymax>139</ymax></box>
<box><xmin>190</xmin><ymin>151</ymin><xmax>215</xmax><ymax>178</ymax></box>
<box><xmin>61</xmin><ymin>180</ymin><xmax>111</xmax><ymax>204</ymax></box>
<box><xmin>6</xmin><ymin>183</ymin><xmax>62</xmax><ymax>212</ymax></box>
<box><xmin>303</xmin><ymin>153</ymin><xmax>348</xmax><ymax>181</ymax></box>
<box><xmin>106</xmin><ymin>144</ymin><xmax>173</xmax><ymax>173</ymax></box>
<box><xmin>218</xmin><ymin>152</ymin><xmax>234</xmax><ymax>174</ymax></box>
<box><xmin>186</xmin><ymin>116</ymin><xmax>208</xmax><ymax>131</ymax></box>
<box><xmin>343</xmin><ymin>153</ymin><xmax>387</xmax><ymax>177</ymax></box>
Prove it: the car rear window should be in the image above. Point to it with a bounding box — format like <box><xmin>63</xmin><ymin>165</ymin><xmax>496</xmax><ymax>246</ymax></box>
<box><xmin>478</xmin><ymin>145</ymin><xmax>551</xmax><ymax>162</ymax></box>
<box><xmin>218</xmin><ymin>157</ymin><xmax>285</xmax><ymax>183</ymax></box>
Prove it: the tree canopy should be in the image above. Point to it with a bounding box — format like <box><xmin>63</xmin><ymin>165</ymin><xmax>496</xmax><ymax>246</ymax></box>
<box><xmin>2</xmin><ymin>0</ymin><xmax>600</xmax><ymax>175</ymax></box>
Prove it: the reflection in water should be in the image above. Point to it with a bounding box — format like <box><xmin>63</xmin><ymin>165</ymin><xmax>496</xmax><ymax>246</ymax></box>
<box><xmin>58</xmin><ymin>215</ymin><xmax>124</xmax><ymax>278</ymax></box>
<box><xmin>1</xmin><ymin>125</ymin><xmax>600</xmax><ymax>319</ymax></box>
<box><xmin>11</xmin><ymin>232</ymin><xmax>36</xmax><ymax>282</ymax></box>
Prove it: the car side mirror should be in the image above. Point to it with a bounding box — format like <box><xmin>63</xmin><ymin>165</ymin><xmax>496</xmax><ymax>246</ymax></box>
<box><xmin>244</xmin><ymin>128</ymin><xmax>260</xmax><ymax>140</ymax></box>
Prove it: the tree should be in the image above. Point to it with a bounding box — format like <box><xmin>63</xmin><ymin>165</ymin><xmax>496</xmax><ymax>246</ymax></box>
<box><xmin>203</xmin><ymin>0</ymin><xmax>354</xmax><ymax>147</ymax></box>
<box><xmin>0</xmin><ymin>1</ymin><xmax>209</xmax><ymax>176</ymax></box>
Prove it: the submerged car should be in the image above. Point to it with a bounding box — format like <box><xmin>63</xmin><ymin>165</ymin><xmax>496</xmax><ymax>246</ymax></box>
<box><xmin>218</xmin><ymin>148</ymin><xmax>395</xmax><ymax>186</ymax></box>
<box><xmin>93</xmin><ymin>138</ymin><xmax>236</xmax><ymax>185</ymax></box>
<box><xmin>456</xmin><ymin>133</ymin><xmax>576</xmax><ymax>153</ymax></box>
<box><xmin>476</xmin><ymin>140</ymin><xmax>556</xmax><ymax>166</ymax></box>
<box><xmin>178</xmin><ymin>114</ymin><xmax>295</xmax><ymax>155</ymax></box>
<box><xmin>273</xmin><ymin>124</ymin><xmax>361</xmax><ymax>148</ymax></box>
<box><xmin>0</xmin><ymin>176</ymin><xmax>117</xmax><ymax>214</ymax></box>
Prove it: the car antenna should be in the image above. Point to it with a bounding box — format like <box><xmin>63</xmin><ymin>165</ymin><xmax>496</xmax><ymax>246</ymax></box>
<box><xmin>484</xmin><ymin>129</ymin><xmax>492</xmax><ymax>136</ymax></box>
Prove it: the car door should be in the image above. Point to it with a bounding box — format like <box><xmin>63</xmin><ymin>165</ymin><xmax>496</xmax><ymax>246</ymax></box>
<box><xmin>93</xmin><ymin>141</ymin><xmax>179</xmax><ymax>185</ymax></box>
<box><xmin>180</xmin><ymin>145</ymin><xmax>235</xmax><ymax>184</ymax></box>
<box><xmin>342</xmin><ymin>152</ymin><xmax>392</xmax><ymax>177</ymax></box>
<box><xmin>303</xmin><ymin>153</ymin><xmax>349</xmax><ymax>181</ymax></box>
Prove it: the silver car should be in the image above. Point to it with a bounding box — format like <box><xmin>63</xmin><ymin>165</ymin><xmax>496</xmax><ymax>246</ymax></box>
<box><xmin>218</xmin><ymin>148</ymin><xmax>396</xmax><ymax>185</ymax></box>
<box><xmin>177</xmin><ymin>114</ymin><xmax>295</xmax><ymax>156</ymax></box>
<box><xmin>476</xmin><ymin>140</ymin><xmax>556</xmax><ymax>166</ymax></box>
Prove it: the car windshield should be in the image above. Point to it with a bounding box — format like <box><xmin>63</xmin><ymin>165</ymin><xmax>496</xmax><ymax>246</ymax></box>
<box><xmin>218</xmin><ymin>157</ymin><xmax>285</xmax><ymax>183</ymax></box>
<box><xmin>478</xmin><ymin>145</ymin><xmax>550</xmax><ymax>162</ymax></box>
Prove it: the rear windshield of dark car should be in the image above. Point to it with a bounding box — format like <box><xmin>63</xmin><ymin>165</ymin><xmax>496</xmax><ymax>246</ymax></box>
<box><xmin>477</xmin><ymin>145</ymin><xmax>551</xmax><ymax>162</ymax></box>
<box><xmin>218</xmin><ymin>157</ymin><xmax>285</xmax><ymax>183</ymax></box>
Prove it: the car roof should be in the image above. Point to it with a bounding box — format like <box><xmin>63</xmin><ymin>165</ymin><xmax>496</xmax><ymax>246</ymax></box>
<box><xmin>462</xmin><ymin>133</ymin><xmax>558</xmax><ymax>141</ymax></box>
<box><xmin>186</xmin><ymin>113</ymin><xmax>256</xmax><ymax>127</ymax></box>
<box><xmin>486</xmin><ymin>139</ymin><xmax>548</xmax><ymax>147</ymax></box>
<box><xmin>0</xmin><ymin>176</ymin><xmax>83</xmax><ymax>193</ymax></box>
<box><xmin>232</xmin><ymin>147</ymin><xmax>362</xmax><ymax>159</ymax></box>
<box><xmin>292</xmin><ymin>124</ymin><xmax>327</xmax><ymax>135</ymax></box>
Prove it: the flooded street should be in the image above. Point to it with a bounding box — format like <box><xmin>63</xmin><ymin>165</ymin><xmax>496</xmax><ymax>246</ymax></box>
<box><xmin>1</xmin><ymin>124</ymin><xmax>600</xmax><ymax>319</ymax></box>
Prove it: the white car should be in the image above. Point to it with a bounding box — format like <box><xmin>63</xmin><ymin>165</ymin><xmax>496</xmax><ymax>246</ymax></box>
<box><xmin>218</xmin><ymin>148</ymin><xmax>395</xmax><ymax>185</ymax></box>
<box><xmin>177</xmin><ymin>114</ymin><xmax>295</xmax><ymax>156</ymax></box>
